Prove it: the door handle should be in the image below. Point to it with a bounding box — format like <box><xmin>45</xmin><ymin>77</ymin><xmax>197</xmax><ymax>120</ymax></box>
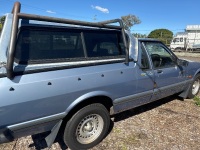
<box><xmin>157</xmin><ymin>70</ymin><xmax>163</xmax><ymax>74</ymax></box>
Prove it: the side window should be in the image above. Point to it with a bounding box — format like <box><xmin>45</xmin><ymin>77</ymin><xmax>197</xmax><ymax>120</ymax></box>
<box><xmin>143</xmin><ymin>42</ymin><xmax>175</xmax><ymax>69</ymax></box>
<box><xmin>84</xmin><ymin>31</ymin><xmax>125</xmax><ymax>57</ymax></box>
<box><xmin>15</xmin><ymin>28</ymin><xmax>84</xmax><ymax>64</ymax></box>
<box><xmin>15</xmin><ymin>27</ymin><xmax>126</xmax><ymax>65</ymax></box>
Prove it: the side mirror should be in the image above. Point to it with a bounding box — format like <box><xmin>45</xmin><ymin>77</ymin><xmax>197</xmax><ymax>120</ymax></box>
<box><xmin>177</xmin><ymin>59</ymin><xmax>188</xmax><ymax>66</ymax></box>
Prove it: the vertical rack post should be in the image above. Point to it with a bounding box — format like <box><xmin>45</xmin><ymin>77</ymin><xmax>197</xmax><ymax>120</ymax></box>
<box><xmin>7</xmin><ymin>1</ymin><xmax>21</xmax><ymax>79</ymax></box>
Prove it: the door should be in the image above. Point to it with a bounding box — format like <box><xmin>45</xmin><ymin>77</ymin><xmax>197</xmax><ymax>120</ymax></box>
<box><xmin>142</xmin><ymin>41</ymin><xmax>186</xmax><ymax>99</ymax></box>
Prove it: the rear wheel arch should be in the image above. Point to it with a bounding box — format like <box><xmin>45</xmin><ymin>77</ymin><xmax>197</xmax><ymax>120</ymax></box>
<box><xmin>66</xmin><ymin>95</ymin><xmax>113</xmax><ymax>119</ymax></box>
<box><xmin>59</xmin><ymin>95</ymin><xmax>113</xmax><ymax>132</ymax></box>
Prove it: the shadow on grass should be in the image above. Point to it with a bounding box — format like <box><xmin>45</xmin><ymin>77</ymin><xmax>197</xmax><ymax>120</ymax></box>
<box><xmin>28</xmin><ymin>131</ymin><xmax>68</xmax><ymax>150</ymax></box>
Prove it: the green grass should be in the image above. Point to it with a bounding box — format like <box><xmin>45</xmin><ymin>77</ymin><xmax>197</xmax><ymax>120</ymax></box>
<box><xmin>193</xmin><ymin>96</ymin><xmax>200</xmax><ymax>106</ymax></box>
<box><xmin>113</xmin><ymin>127</ymin><xmax>121</xmax><ymax>133</ymax></box>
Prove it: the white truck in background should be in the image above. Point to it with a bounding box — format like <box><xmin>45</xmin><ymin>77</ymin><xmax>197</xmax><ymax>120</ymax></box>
<box><xmin>170</xmin><ymin>25</ymin><xmax>200</xmax><ymax>52</ymax></box>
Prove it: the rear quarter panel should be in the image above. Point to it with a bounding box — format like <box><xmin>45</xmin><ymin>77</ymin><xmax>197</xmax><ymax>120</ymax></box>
<box><xmin>0</xmin><ymin>62</ymin><xmax>139</xmax><ymax>128</ymax></box>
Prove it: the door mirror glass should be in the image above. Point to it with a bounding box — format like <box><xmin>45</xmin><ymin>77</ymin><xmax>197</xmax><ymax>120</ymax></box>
<box><xmin>177</xmin><ymin>59</ymin><xmax>188</xmax><ymax>66</ymax></box>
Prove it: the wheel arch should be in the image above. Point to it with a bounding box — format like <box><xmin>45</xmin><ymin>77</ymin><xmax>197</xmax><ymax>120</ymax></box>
<box><xmin>194</xmin><ymin>70</ymin><xmax>200</xmax><ymax>78</ymax></box>
<box><xmin>63</xmin><ymin>91</ymin><xmax>114</xmax><ymax>124</ymax></box>
<box><xmin>179</xmin><ymin>71</ymin><xmax>200</xmax><ymax>98</ymax></box>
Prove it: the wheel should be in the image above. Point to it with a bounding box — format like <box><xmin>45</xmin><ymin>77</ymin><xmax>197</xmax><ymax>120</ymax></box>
<box><xmin>187</xmin><ymin>74</ymin><xmax>200</xmax><ymax>98</ymax></box>
<box><xmin>63</xmin><ymin>103</ymin><xmax>110</xmax><ymax>150</ymax></box>
<box><xmin>189</xmin><ymin>49</ymin><xmax>194</xmax><ymax>53</ymax></box>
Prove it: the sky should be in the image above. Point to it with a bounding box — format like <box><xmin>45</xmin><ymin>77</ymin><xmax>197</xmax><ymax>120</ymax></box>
<box><xmin>1</xmin><ymin>0</ymin><xmax>200</xmax><ymax>35</ymax></box>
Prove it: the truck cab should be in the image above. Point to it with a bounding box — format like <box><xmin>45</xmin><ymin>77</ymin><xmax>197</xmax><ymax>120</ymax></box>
<box><xmin>170</xmin><ymin>32</ymin><xmax>187</xmax><ymax>51</ymax></box>
<box><xmin>170</xmin><ymin>25</ymin><xmax>200</xmax><ymax>52</ymax></box>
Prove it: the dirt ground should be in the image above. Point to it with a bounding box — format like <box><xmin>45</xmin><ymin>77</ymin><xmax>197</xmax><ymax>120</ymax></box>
<box><xmin>1</xmin><ymin>55</ymin><xmax>200</xmax><ymax>150</ymax></box>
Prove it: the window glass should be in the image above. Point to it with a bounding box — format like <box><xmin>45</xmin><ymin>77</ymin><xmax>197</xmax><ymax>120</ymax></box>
<box><xmin>180</xmin><ymin>38</ymin><xmax>183</xmax><ymax>42</ymax></box>
<box><xmin>84</xmin><ymin>31</ymin><xmax>125</xmax><ymax>57</ymax></box>
<box><xmin>15</xmin><ymin>29</ymin><xmax>84</xmax><ymax>64</ymax></box>
<box><xmin>143</xmin><ymin>42</ymin><xmax>175</xmax><ymax>68</ymax></box>
<box><xmin>15</xmin><ymin>27</ymin><xmax>126</xmax><ymax>64</ymax></box>
<box><xmin>173</xmin><ymin>38</ymin><xmax>179</xmax><ymax>42</ymax></box>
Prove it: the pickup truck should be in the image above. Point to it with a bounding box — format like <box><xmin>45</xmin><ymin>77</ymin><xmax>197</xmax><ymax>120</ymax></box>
<box><xmin>1</xmin><ymin>2</ymin><xmax>200</xmax><ymax>150</ymax></box>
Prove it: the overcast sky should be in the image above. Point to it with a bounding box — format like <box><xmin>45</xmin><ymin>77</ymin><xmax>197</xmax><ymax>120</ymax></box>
<box><xmin>1</xmin><ymin>0</ymin><xmax>200</xmax><ymax>35</ymax></box>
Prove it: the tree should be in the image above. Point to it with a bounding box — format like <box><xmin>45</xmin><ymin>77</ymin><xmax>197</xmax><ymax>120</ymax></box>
<box><xmin>148</xmin><ymin>29</ymin><xmax>173</xmax><ymax>46</ymax></box>
<box><xmin>0</xmin><ymin>16</ymin><xmax>5</xmax><ymax>32</ymax></box>
<box><xmin>0</xmin><ymin>16</ymin><xmax>5</xmax><ymax>24</ymax></box>
<box><xmin>121</xmin><ymin>14</ymin><xmax>141</xmax><ymax>31</ymax></box>
<box><xmin>133</xmin><ymin>33</ymin><xmax>147</xmax><ymax>38</ymax></box>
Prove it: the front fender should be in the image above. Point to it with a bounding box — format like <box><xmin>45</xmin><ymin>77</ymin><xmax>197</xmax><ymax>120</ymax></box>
<box><xmin>185</xmin><ymin>61</ymin><xmax>200</xmax><ymax>79</ymax></box>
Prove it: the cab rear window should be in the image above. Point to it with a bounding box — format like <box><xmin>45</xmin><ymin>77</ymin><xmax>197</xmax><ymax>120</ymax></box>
<box><xmin>15</xmin><ymin>27</ymin><xmax>126</xmax><ymax>64</ymax></box>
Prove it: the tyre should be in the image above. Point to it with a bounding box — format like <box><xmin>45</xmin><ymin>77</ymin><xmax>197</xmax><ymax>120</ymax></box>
<box><xmin>187</xmin><ymin>74</ymin><xmax>200</xmax><ymax>98</ymax></box>
<box><xmin>63</xmin><ymin>103</ymin><xmax>110</xmax><ymax>150</ymax></box>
